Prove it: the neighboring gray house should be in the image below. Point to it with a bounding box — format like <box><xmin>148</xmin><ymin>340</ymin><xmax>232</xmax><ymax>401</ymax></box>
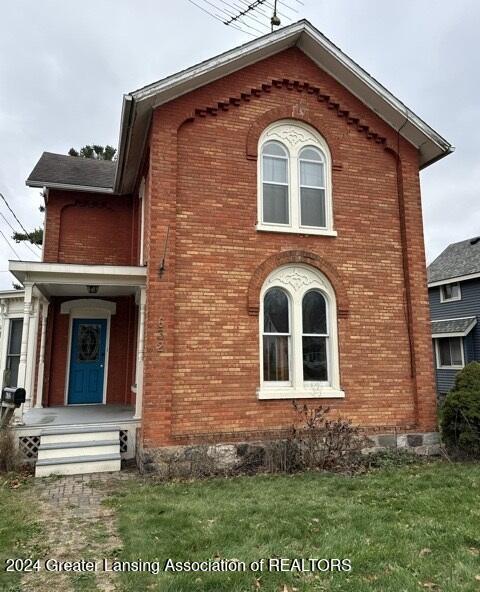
<box><xmin>428</xmin><ymin>236</ymin><xmax>480</xmax><ymax>395</ymax></box>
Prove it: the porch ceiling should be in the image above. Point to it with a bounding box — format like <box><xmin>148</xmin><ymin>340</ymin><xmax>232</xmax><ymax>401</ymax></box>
<box><xmin>8</xmin><ymin>260</ymin><xmax>147</xmax><ymax>299</ymax></box>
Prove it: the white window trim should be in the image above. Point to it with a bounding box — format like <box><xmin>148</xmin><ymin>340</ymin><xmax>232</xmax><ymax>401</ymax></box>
<box><xmin>434</xmin><ymin>336</ymin><xmax>465</xmax><ymax>370</ymax></box>
<box><xmin>256</xmin><ymin>120</ymin><xmax>336</xmax><ymax>237</ymax></box>
<box><xmin>258</xmin><ymin>264</ymin><xmax>344</xmax><ymax>400</ymax></box>
<box><xmin>439</xmin><ymin>282</ymin><xmax>461</xmax><ymax>303</ymax></box>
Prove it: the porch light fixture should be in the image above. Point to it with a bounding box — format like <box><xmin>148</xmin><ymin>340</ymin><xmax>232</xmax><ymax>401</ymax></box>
<box><xmin>86</xmin><ymin>285</ymin><xmax>99</xmax><ymax>294</ymax></box>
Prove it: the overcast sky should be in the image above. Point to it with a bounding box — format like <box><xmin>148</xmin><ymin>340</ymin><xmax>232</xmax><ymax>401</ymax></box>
<box><xmin>0</xmin><ymin>0</ymin><xmax>478</xmax><ymax>290</ymax></box>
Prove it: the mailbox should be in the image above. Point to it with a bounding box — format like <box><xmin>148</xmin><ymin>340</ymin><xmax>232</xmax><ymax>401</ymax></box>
<box><xmin>1</xmin><ymin>387</ymin><xmax>26</xmax><ymax>408</ymax></box>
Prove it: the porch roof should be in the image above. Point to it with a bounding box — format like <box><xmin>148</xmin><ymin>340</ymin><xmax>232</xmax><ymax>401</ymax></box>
<box><xmin>431</xmin><ymin>317</ymin><xmax>477</xmax><ymax>338</ymax></box>
<box><xmin>8</xmin><ymin>260</ymin><xmax>147</xmax><ymax>298</ymax></box>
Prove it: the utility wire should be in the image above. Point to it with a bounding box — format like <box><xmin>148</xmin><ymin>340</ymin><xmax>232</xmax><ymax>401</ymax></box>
<box><xmin>185</xmin><ymin>0</ymin><xmax>256</xmax><ymax>35</ymax></box>
<box><xmin>0</xmin><ymin>229</ymin><xmax>21</xmax><ymax>260</ymax></box>
<box><xmin>275</xmin><ymin>0</ymin><xmax>298</xmax><ymax>12</ymax></box>
<box><xmin>0</xmin><ymin>212</ymin><xmax>39</xmax><ymax>258</ymax></box>
<box><xmin>263</xmin><ymin>0</ymin><xmax>291</xmax><ymax>19</ymax></box>
<box><xmin>0</xmin><ymin>191</ymin><xmax>42</xmax><ymax>251</ymax></box>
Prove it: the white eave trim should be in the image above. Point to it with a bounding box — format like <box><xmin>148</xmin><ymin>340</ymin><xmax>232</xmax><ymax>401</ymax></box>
<box><xmin>26</xmin><ymin>180</ymin><xmax>114</xmax><ymax>194</ymax></box>
<box><xmin>8</xmin><ymin>260</ymin><xmax>147</xmax><ymax>286</ymax></box>
<box><xmin>428</xmin><ymin>272</ymin><xmax>480</xmax><ymax>288</ymax></box>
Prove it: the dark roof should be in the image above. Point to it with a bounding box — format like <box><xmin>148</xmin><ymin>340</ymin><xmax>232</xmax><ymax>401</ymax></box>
<box><xmin>428</xmin><ymin>237</ymin><xmax>480</xmax><ymax>284</ymax></box>
<box><xmin>431</xmin><ymin>317</ymin><xmax>477</xmax><ymax>336</ymax></box>
<box><xmin>26</xmin><ymin>152</ymin><xmax>116</xmax><ymax>190</ymax></box>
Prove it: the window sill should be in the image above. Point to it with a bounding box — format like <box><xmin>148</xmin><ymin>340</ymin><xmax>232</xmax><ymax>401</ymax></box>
<box><xmin>257</xmin><ymin>386</ymin><xmax>345</xmax><ymax>400</ymax></box>
<box><xmin>256</xmin><ymin>224</ymin><xmax>337</xmax><ymax>237</ymax></box>
<box><xmin>437</xmin><ymin>365</ymin><xmax>464</xmax><ymax>370</ymax></box>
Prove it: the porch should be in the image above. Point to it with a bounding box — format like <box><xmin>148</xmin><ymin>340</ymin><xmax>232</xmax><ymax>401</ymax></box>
<box><xmin>6</xmin><ymin>260</ymin><xmax>147</xmax><ymax>473</ymax></box>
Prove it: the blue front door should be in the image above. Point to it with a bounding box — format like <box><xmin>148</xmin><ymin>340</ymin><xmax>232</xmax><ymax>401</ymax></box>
<box><xmin>67</xmin><ymin>318</ymin><xmax>107</xmax><ymax>404</ymax></box>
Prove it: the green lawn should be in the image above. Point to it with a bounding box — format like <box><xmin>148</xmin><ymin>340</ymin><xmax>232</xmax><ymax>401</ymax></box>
<box><xmin>109</xmin><ymin>462</ymin><xmax>480</xmax><ymax>592</ymax></box>
<box><xmin>0</xmin><ymin>475</ymin><xmax>41</xmax><ymax>592</ymax></box>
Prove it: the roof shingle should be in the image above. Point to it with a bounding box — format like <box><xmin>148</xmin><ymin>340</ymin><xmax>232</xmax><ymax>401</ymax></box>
<box><xmin>431</xmin><ymin>317</ymin><xmax>477</xmax><ymax>336</ymax></box>
<box><xmin>428</xmin><ymin>237</ymin><xmax>480</xmax><ymax>284</ymax></box>
<box><xmin>26</xmin><ymin>152</ymin><xmax>116</xmax><ymax>190</ymax></box>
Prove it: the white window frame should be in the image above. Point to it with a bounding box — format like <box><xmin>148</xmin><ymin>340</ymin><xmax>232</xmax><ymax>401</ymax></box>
<box><xmin>257</xmin><ymin>120</ymin><xmax>336</xmax><ymax>237</ymax></box>
<box><xmin>258</xmin><ymin>264</ymin><xmax>344</xmax><ymax>399</ymax></box>
<box><xmin>434</xmin><ymin>336</ymin><xmax>465</xmax><ymax>370</ymax></box>
<box><xmin>440</xmin><ymin>282</ymin><xmax>461</xmax><ymax>303</ymax></box>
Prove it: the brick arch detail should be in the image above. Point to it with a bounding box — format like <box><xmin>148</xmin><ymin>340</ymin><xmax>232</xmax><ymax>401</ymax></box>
<box><xmin>245</xmin><ymin>105</ymin><xmax>340</xmax><ymax>164</ymax></box>
<box><xmin>247</xmin><ymin>250</ymin><xmax>349</xmax><ymax>317</ymax></box>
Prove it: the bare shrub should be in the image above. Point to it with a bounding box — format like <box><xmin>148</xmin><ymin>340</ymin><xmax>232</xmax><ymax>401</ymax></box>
<box><xmin>291</xmin><ymin>401</ymin><xmax>368</xmax><ymax>472</ymax></box>
<box><xmin>0</xmin><ymin>427</ymin><xmax>19</xmax><ymax>473</ymax></box>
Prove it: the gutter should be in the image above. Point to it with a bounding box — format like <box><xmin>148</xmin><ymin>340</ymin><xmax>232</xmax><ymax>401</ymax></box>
<box><xmin>420</xmin><ymin>145</ymin><xmax>456</xmax><ymax>171</ymax></box>
<box><xmin>26</xmin><ymin>181</ymin><xmax>114</xmax><ymax>194</ymax></box>
<box><xmin>114</xmin><ymin>95</ymin><xmax>135</xmax><ymax>194</ymax></box>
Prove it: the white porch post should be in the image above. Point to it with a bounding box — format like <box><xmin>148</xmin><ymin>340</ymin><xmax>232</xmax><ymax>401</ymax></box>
<box><xmin>134</xmin><ymin>287</ymin><xmax>146</xmax><ymax>420</ymax></box>
<box><xmin>14</xmin><ymin>283</ymin><xmax>33</xmax><ymax>423</ymax></box>
<box><xmin>35</xmin><ymin>301</ymin><xmax>49</xmax><ymax>408</ymax></box>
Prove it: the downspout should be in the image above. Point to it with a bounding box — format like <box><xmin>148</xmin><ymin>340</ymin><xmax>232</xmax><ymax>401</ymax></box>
<box><xmin>393</xmin><ymin>112</ymin><xmax>419</xmax><ymax>423</ymax></box>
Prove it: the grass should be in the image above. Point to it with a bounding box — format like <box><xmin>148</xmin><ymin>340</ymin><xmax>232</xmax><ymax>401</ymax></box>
<box><xmin>0</xmin><ymin>473</ymin><xmax>42</xmax><ymax>592</ymax></box>
<box><xmin>108</xmin><ymin>462</ymin><xmax>480</xmax><ymax>592</ymax></box>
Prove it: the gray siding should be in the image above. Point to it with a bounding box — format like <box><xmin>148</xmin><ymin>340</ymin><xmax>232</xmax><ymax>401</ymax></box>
<box><xmin>429</xmin><ymin>278</ymin><xmax>480</xmax><ymax>393</ymax></box>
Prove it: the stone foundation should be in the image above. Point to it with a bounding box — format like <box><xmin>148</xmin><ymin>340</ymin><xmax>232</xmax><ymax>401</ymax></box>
<box><xmin>138</xmin><ymin>432</ymin><xmax>442</xmax><ymax>478</ymax></box>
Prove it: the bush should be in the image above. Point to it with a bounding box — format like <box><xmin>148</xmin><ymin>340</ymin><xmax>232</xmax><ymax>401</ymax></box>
<box><xmin>452</xmin><ymin>361</ymin><xmax>480</xmax><ymax>392</ymax></box>
<box><xmin>441</xmin><ymin>362</ymin><xmax>480</xmax><ymax>455</ymax></box>
<box><xmin>291</xmin><ymin>402</ymin><xmax>368</xmax><ymax>472</ymax></box>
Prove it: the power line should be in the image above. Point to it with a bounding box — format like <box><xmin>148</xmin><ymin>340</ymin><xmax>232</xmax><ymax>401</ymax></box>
<box><xmin>262</xmin><ymin>0</ymin><xmax>291</xmax><ymax>20</ymax></box>
<box><xmin>0</xmin><ymin>212</ymin><xmax>39</xmax><ymax>258</ymax></box>
<box><xmin>185</xmin><ymin>0</ymin><xmax>255</xmax><ymax>36</ymax></box>
<box><xmin>0</xmin><ymin>229</ymin><xmax>21</xmax><ymax>260</ymax></box>
<box><xmin>272</xmin><ymin>0</ymin><xmax>298</xmax><ymax>13</ymax></box>
<box><xmin>0</xmin><ymin>191</ymin><xmax>42</xmax><ymax>251</ymax></box>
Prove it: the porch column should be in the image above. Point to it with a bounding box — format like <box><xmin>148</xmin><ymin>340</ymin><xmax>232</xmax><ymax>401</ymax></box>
<box><xmin>14</xmin><ymin>283</ymin><xmax>33</xmax><ymax>424</ymax></box>
<box><xmin>35</xmin><ymin>301</ymin><xmax>49</xmax><ymax>408</ymax></box>
<box><xmin>134</xmin><ymin>287</ymin><xmax>146</xmax><ymax>420</ymax></box>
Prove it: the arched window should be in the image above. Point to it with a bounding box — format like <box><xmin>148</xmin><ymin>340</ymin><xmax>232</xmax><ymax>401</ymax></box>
<box><xmin>257</xmin><ymin>120</ymin><xmax>335</xmax><ymax>236</ymax></box>
<box><xmin>259</xmin><ymin>264</ymin><xmax>343</xmax><ymax>399</ymax></box>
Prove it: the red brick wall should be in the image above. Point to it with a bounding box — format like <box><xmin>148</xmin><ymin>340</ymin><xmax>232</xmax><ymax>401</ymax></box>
<box><xmin>43</xmin><ymin>190</ymin><xmax>139</xmax><ymax>265</ymax></box>
<box><xmin>43</xmin><ymin>296</ymin><xmax>137</xmax><ymax>406</ymax></box>
<box><xmin>139</xmin><ymin>47</ymin><xmax>437</xmax><ymax>446</ymax></box>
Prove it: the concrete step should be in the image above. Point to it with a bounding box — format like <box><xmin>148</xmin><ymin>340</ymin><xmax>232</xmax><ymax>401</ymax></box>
<box><xmin>35</xmin><ymin>453</ymin><xmax>121</xmax><ymax>477</ymax></box>
<box><xmin>40</xmin><ymin>427</ymin><xmax>120</xmax><ymax>445</ymax></box>
<box><xmin>37</xmin><ymin>439</ymin><xmax>120</xmax><ymax>461</ymax></box>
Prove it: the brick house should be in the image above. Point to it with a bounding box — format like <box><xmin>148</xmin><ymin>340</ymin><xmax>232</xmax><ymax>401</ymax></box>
<box><xmin>1</xmin><ymin>20</ymin><xmax>452</xmax><ymax>475</ymax></box>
